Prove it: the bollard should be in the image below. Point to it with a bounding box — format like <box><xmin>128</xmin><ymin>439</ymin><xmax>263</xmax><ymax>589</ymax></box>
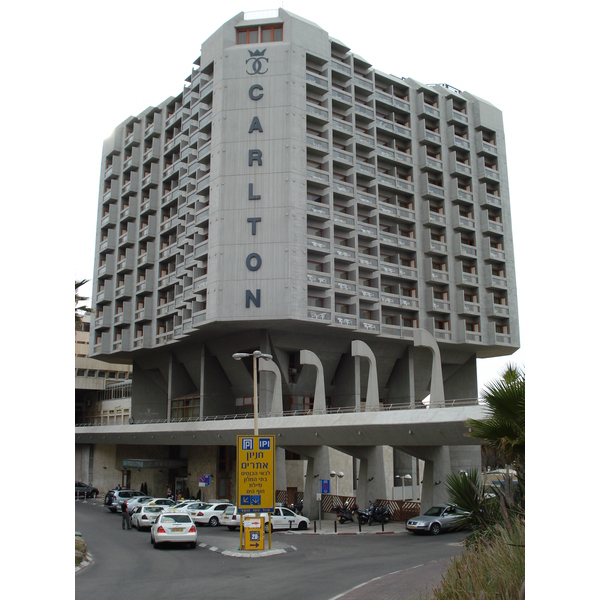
<box><xmin>313</xmin><ymin>521</ymin><xmax>317</xmax><ymax>533</ymax></box>
<box><xmin>334</xmin><ymin>520</ymin><xmax>337</xmax><ymax>533</ymax></box>
<box><xmin>358</xmin><ymin>519</ymin><xmax>361</xmax><ymax>533</ymax></box>
<box><xmin>381</xmin><ymin>520</ymin><xmax>384</xmax><ymax>532</ymax></box>
<box><xmin>289</xmin><ymin>520</ymin><xmax>292</xmax><ymax>531</ymax></box>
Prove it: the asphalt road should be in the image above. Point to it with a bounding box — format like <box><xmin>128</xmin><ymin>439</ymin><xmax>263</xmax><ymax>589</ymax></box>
<box><xmin>76</xmin><ymin>500</ymin><xmax>466</xmax><ymax>600</ymax></box>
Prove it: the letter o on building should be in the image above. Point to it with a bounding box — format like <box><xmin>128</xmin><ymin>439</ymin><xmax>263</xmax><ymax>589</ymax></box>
<box><xmin>246</xmin><ymin>253</ymin><xmax>262</xmax><ymax>271</ymax></box>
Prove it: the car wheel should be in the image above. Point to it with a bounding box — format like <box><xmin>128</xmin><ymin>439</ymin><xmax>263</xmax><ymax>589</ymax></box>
<box><xmin>430</xmin><ymin>522</ymin><xmax>441</xmax><ymax>536</ymax></box>
<box><xmin>264</xmin><ymin>522</ymin><xmax>273</xmax><ymax>533</ymax></box>
<box><xmin>209</xmin><ymin>516</ymin><xmax>219</xmax><ymax>527</ymax></box>
<box><xmin>298</xmin><ymin>521</ymin><xmax>307</xmax><ymax>531</ymax></box>
<box><xmin>92</xmin><ymin>492</ymin><xmax>98</xmax><ymax>499</ymax></box>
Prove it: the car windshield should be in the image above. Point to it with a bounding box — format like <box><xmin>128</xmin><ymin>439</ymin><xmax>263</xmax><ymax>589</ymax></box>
<box><xmin>424</xmin><ymin>506</ymin><xmax>445</xmax><ymax>516</ymax></box>
<box><xmin>161</xmin><ymin>514</ymin><xmax>192</xmax><ymax>524</ymax></box>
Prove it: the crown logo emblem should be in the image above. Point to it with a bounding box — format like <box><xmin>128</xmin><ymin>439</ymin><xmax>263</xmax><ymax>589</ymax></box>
<box><xmin>246</xmin><ymin>49</ymin><xmax>269</xmax><ymax>75</ymax></box>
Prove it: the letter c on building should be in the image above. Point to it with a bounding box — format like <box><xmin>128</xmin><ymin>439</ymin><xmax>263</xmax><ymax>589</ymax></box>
<box><xmin>249</xmin><ymin>84</ymin><xmax>264</xmax><ymax>101</ymax></box>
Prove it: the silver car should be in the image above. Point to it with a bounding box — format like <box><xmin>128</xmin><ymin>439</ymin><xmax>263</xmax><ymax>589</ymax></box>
<box><xmin>406</xmin><ymin>504</ymin><xmax>468</xmax><ymax>535</ymax></box>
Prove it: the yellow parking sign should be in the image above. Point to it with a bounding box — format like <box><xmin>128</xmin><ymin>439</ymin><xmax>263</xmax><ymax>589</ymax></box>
<box><xmin>243</xmin><ymin>515</ymin><xmax>264</xmax><ymax>551</ymax></box>
<box><xmin>237</xmin><ymin>435</ymin><xmax>275</xmax><ymax>514</ymax></box>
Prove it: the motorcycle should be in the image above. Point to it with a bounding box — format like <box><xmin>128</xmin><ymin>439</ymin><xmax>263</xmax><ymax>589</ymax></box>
<box><xmin>367</xmin><ymin>501</ymin><xmax>390</xmax><ymax>526</ymax></box>
<box><xmin>356</xmin><ymin>505</ymin><xmax>370</xmax><ymax>525</ymax></box>
<box><xmin>333</xmin><ymin>498</ymin><xmax>357</xmax><ymax>524</ymax></box>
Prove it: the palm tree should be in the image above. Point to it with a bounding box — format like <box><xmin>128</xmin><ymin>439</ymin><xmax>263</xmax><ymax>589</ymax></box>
<box><xmin>445</xmin><ymin>364</ymin><xmax>525</xmax><ymax>534</ymax></box>
<box><xmin>469</xmin><ymin>363</ymin><xmax>525</xmax><ymax>482</ymax></box>
<box><xmin>75</xmin><ymin>279</ymin><xmax>94</xmax><ymax>326</ymax></box>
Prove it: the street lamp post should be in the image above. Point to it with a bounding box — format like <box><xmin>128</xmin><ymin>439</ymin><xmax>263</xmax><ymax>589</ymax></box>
<box><xmin>232</xmin><ymin>350</ymin><xmax>273</xmax><ymax>436</ymax></box>
<box><xmin>330</xmin><ymin>470</ymin><xmax>344</xmax><ymax>495</ymax></box>
<box><xmin>396</xmin><ymin>474</ymin><xmax>412</xmax><ymax>501</ymax></box>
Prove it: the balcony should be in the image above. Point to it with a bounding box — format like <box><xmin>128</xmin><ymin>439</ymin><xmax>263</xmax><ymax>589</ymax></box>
<box><xmin>306</xmin><ymin>272</ymin><xmax>331</xmax><ymax>287</ymax></box>
<box><xmin>334</xmin><ymin>314</ymin><xmax>358</xmax><ymax>328</ymax></box>
<box><xmin>353</xmin><ymin>74</ymin><xmax>373</xmax><ymax>92</ymax></box>
<box><xmin>306</xmin><ymin>72</ymin><xmax>329</xmax><ymax>91</ymax></box>
<box><xmin>307</xmin><ymin>134</ymin><xmax>329</xmax><ymax>153</ymax></box>
<box><xmin>306</xmin><ymin>236</ymin><xmax>330</xmax><ymax>253</ymax></box>
<box><xmin>331</xmin><ymin>88</ymin><xmax>352</xmax><ymax>106</ymax></box>
<box><xmin>307</xmin><ymin>167</ymin><xmax>329</xmax><ymax>187</ymax></box>
<box><xmin>422</xmin><ymin>180</ymin><xmax>445</xmax><ymax>201</ymax></box>
<box><xmin>475</xmin><ymin>131</ymin><xmax>498</xmax><ymax>156</ymax></box>
<box><xmin>452</xmin><ymin>205</ymin><xmax>475</xmax><ymax>231</ymax></box>
<box><xmin>482</xmin><ymin>238</ymin><xmax>506</xmax><ymax>263</ymax></box>
<box><xmin>484</xmin><ymin>265</ymin><xmax>508</xmax><ymax>290</ymax></box>
<box><xmin>488</xmin><ymin>302</ymin><xmax>510</xmax><ymax>319</ymax></box>
<box><xmin>333</xmin><ymin>246</ymin><xmax>355</xmax><ymax>261</ymax></box>
<box><xmin>121</xmin><ymin>178</ymin><xmax>139</xmax><ymax>198</ymax></box>
<box><xmin>449</xmin><ymin>179</ymin><xmax>474</xmax><ymax>204</ymax></box>
<box><xmin>356</xmin><ymin>254</ymin><xmax>378</xmax><ymax>270</ymax></box>
<box><xmin>456</xmin><ymin>297</ymin><xmax>481</xmax><ymax>316</ymax></box>
<box><xmin>332</xmin><ymin>211</ymin><xmax>355</xmax><ymax>228</ymax></box>
<box><xmin>356</xmin><ymin>222</ymin><xmax>377</xmax><ymax>238</ymax></box>
<box><xmin>358</xmin><ymin>286</ymin><xmax>379</xmax><ymax>302</ymax></box>
<box><xmin>334</xmin><ymin>279</ymin><xmax>357</xmax><ymax>295</ymax></box>
<box><xmin>307</xmin><ymin>308</ymin><xmax>332</xmax><ymax>322</ymax></box>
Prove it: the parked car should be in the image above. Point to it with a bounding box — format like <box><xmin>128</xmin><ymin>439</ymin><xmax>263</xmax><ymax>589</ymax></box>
<box><xmin>220</xmin><ymin>505</ymin><xmax>241</xmax><ymax>530</ymax></box>
<box><xmin>75</xmin><ymin>481</ymin><xmax>99</xmax><ymax>499</ymax></box>
<box><xmin>405</xmin><ymin>504</ymin><xmax>469</xmax><ymax>535</ymax></box>
<box><xmin>167</xmin><ymin>500</ymin><xmax>197</xmax><ymax>512</ymax></box>
<box><xmin>125</xmin><ymin>496</ymin><xmax>154</xmax><ymax>514</ymax></box>
<box><xmin>104</xmin><ymin>489</ymin><xmax>146</xmax><ymax>513</ymax></box>
<box><xmin>146</xmin><ymin>498</ymin><xmax>177</xmax><ymax>510</ymax></box>
<box><xmin>265</xmin><ymin>506</ymin><xmax>310</xmax><ymax>531</ymax></box>
<box><xmin>221</xmin><ymin>506</ymin><xmax>310</xmax><ymax>531</ymax></box>
<box><xmin>131</xmin><ymin>505</ymin><xmax>165</xmax><ymax>531</ymax></box>
<box><xmin>189</xmin><ymin>501</ymin><xmax>232</xmax><ymax>526</ymax></box>
<box><xmin>151</xmin><ymin>512</ymin><xmax>197</xmax><ymax>549</ymax></box>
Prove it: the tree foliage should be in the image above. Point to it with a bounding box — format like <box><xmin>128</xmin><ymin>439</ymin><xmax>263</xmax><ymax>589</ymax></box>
<box><xmin>75</xmin><ymin>279</ymin><xmax>94</xmax><ymax>326</ymax></box>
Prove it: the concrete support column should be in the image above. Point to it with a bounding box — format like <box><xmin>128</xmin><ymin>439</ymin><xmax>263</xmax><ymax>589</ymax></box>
<box><xmin>352</xmin><ymin>446</ymin><xmax>393</xmax><ymax>509</ymax></box>
<box><xmin>351</xmin><ymin>340</ymin><xmax>379</xmax><ymax>410</ymax></box>
<box><xmin>414</xmin><ymin>329</ymin><xmax>445</xmax><ymax>408</ymax></box>
<box><xmin>288</xmin><ymin>446</ymin><xmax>331</xmax><ymax>521</ymax></box>
<box><xmin>300</xmin><ymin>349</ymin><xmax>326</xmax><ymax>414</ymax></box>
<box><xmin>419</xmin><ymin>445</ymin><xmax>451</xmax><ymax>513</ymax></box>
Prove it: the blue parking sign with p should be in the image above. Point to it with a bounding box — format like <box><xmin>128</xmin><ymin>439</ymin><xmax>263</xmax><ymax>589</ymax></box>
<box><xmin>241</xmin><ymin>438</ymin><xmax>253</xmax><ymax>450</ymax></box>
<box><xmin>259</xmin><ymin>438</ymin><xmax>271</xmax><ymax>450</ymax></box>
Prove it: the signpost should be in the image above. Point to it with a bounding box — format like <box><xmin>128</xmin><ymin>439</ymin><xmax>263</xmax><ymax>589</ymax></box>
<box><xmin>237</xmin><ymin>434</ymin><xmax>276</xmax><ymax>550</ymax></box>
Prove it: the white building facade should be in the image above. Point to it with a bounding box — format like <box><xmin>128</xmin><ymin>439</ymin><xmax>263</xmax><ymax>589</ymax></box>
<box><xmin>79</xmin><ymin>10</ymin><xmax>519</xmax><ymax>515</ymax></box>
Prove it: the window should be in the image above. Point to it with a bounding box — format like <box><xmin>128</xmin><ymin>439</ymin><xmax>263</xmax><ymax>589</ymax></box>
<box><xmin>237</xmin><ymin>25</ymin><xmax>283</xmax><ymax>44</ymax></box>
<box><xmin>261</xmin><ymin>25</ymin><xmax>283</xmax><ymax>42</ymax></box>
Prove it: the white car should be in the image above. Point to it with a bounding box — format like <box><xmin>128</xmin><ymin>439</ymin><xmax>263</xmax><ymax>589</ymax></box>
<box><xmin>146</xmin><ymin>498</ymin><xmax>177</xmax><ymax>510</ymax></box>
<box><xmin>221</xmin><ymin>506</ymin><xmax>310</xmax><ymax>531</ymax></box>
<box><xmin>151</xmin><ymin>512</ymin><xmax>197</xmax><ymax>549</ymax></box>
<box><xmin>220</xmin><ymin>505</ymin><xmax>241</xmax><ymax>530</ymax></box>
<box><xmin>125</xmin><ymin>496</ymin><xmax>154</xmax><ymax>514</ymax></box>
<box><xmin>264</xmin><ymin>506</ymin><xmax>310</xmax><ymax>531</ymax></box>
<box><xmin>188</xmin><ymin>501</ymin><xmax>232</xmax><ymax>526</ymax></box>
<box><xmin>131</xmin><ymin>505</ymin><xmax>165</xmax><ymax>530</ymax></box>
<box><xmin>167</xmin><ymin>500</ymin><xmax>197</xmax><ymax>512</ymax></box>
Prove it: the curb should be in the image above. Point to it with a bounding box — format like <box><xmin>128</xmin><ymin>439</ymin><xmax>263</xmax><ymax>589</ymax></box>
<box><xmin>198</xmin><ymin>542</ymin><xmax>296</xmax><ymax>558</ymax></box>
<box><xmin>75</xmin><ymin>552</ymin><xmax>93</xmax><ymax>573</ymax></box>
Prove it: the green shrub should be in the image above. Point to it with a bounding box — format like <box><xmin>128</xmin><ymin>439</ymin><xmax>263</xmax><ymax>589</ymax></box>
<box><xmin>431</xmin><ymin>515</ymin><xmax>525</xmax><ymax>599</ymax></box>
<box><xmin>75</xmin><ymin>536</ymin><xmax>88</xmax><ymax>567</ymax></box>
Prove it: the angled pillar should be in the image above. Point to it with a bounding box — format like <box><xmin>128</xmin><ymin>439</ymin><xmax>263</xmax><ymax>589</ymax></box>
<box><xmin>300</xmin><ymin>349</ymin><xmax>326</xmax><ymax>414</ymax></box>
<box><xmin>259</xmin><ymin>357</ymin><xmax>286</xmax><ymax>493</ymax></box>
<box><xmin>351</xmin><ymin>340</ymin><xmax>379</xmax><ymax>410</ymax></box>
<box><xmin>414</xmin><ymin>329</ymin><xmax>445</xmax><ymax>408</ymax></box>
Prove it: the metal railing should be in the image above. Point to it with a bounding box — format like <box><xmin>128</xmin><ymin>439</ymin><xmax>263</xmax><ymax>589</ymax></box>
<box><xmin>75</xmin><ymin>397</ymin><xmax>483</xmax><ymax>427</ymax></box>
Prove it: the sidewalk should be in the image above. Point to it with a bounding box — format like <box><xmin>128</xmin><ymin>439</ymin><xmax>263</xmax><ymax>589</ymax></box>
<box><xmin>197</xmin><ymin>518</ymin><xmax>408</xmax><ymax>558</ymax></box>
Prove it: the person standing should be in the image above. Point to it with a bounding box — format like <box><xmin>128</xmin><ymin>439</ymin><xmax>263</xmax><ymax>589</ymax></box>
<box><xmin>121</xmin><ymin>501</ymin><xmax>131</xmax><ymax>530</ymax></box>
